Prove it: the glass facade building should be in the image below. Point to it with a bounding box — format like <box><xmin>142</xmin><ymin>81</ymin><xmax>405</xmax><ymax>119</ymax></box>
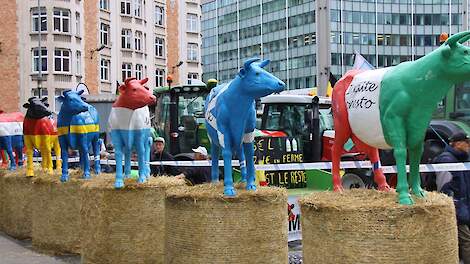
<box><xmin>201</xmin><ymin>0</ymin><xmax>468</xmax><ymax>90</ymax></box>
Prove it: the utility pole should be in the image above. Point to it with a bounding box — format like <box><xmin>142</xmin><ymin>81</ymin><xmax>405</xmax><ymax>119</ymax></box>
<box><xmin>316</xmin><ymin>0</ymin><xmax>330</xmax><ymax>96</ymax></box>
<box><xmin>37</xmin><ymin>0</ymin><xmax>43</xmax><ymax>98</ymax></box>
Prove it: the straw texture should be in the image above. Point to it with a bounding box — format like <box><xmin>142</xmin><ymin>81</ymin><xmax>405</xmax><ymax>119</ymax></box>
<box><xmin>300</xmin><ymin>189</ymin><xmax>458</xmax><ymax>264</ymax></box>
<box><xmin>165</xmin><ymin>183</ymin><xmax>288</xmax><ymax>264</ymax></box>
<box><xmin>1</xmin><ymin>168</ymin><xmax>34</xmax><ymax>239</ymax></box>
<box><xmin>32</xmin><ymin>169</ymin><xmax>86</xmax><ymax>255</ymax></box>
<box><xmin>0</xmin><ymin>169</ymin><xmax>6</xmax><ymax>231</ymax></box>
<box><xmin>81</xmin><ymin>175</ymin><xmax>185</xmax><ymax>264</ymax></box>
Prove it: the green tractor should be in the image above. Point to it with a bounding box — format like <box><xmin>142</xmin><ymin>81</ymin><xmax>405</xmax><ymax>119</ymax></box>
<box><xmin>152</xmin><ymin>79</ymin><xmax>218</xmax><ymax>160</ymax></box>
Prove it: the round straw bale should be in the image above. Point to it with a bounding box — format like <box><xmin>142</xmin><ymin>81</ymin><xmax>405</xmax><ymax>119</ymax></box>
<box><xmin>1</xmin><ymin>167</ymin><xmax>34</xmax><ymax>239</ymax></box>
<box><xmin>80</xmin><ymin>175</ymin><xmax>185</xmax><ymax>264</ymax></box>
<box><xmin>32</xmin><ymin>169</ymin><xmax>88</xmax><ymax>255</ymax></box>
<box><xmin>165</xmin><ymin>183</ymin><xmax>288</xmax><ymax>264</ymax></box>
<box><xmin>300</xmin><ymin>189</ymin><xmax>458</xmax><ymax>264</ymax></box>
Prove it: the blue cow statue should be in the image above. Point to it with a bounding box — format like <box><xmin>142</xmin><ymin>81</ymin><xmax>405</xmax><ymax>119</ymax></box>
<box><xmin>205</xmin><ymin>58</ymin><xmax>285</xmax><ymax>196</ymax></box>
<box><xmin>108</xmin><ymin>77</ymin><xmax>156</xmax><ymax>188</ymax></box>
<box><xmin>0</xmin><ymin>111</ymin><xmax>24</xmax><ymax>170</ymax></box>
<box><xmin>57</xmin><ymin>90</ymin><xmax>101</xmax><ymax>182</ymax></box>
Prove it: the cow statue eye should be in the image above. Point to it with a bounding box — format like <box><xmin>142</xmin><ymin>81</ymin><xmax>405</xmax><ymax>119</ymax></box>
<box><xmin>465</xmin><ymin>50</ymin><xmax>469</xmax><ymax>55</ymax></box>
<box><xmin>256</xmin><ymin>72</ymin><xmax>260</xmax><ymax>76</ymax></box>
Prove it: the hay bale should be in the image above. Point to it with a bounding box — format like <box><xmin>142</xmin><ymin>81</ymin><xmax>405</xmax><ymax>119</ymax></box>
<box><xmin>165</xmin><ymin>184</ymin><xmax>288</xmax><ymax>264</ymax></box>
<box><xmin>0</xmin><ymin>169</ymin><xmax>6</xmax><ymax>231</ymax></box>
<box><xmin>300</xmin><ymin>189</ymin><xmax>458</xmax><ymax>264</ymax></box>
<box><xmin>81</xmin><ymin>175</ymin><xmax>186</xmax><ymax>264</ymax></box>
<box><xmin>1</xmin><ymin>167</ymin><xmax>34</xmax><ymax>239</ymax></box>
<box><xmin>32</xmin><ymin>169</ymin><xmax>87</xmax><ymax>255</ymax></box>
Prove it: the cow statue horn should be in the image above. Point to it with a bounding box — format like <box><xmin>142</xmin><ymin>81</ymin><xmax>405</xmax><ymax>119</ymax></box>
<box><xmin>243</xmin><ymin>57</ymin><xmax>260</xmax><ymax>70</ymax></box>
<box><xmin>446</xmin><ymin>31</ymin><xmax>470</xmax><ymax>46</ymax></box>
<box><xmin>258</xmin><ymin>59</ymin><xmax>270</xmax><ymax>68</ymax></box>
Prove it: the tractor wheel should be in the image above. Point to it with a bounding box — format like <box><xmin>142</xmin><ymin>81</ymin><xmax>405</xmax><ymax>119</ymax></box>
<box><xmin>341</xmin><ymin>173</ymin><xmax>366</xmax><ymax>189</ymax></box>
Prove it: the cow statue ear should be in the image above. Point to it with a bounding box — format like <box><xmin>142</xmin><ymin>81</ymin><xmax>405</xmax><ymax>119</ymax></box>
<box><xmin>23</xmin><ymin>103</ymin><xmax>30</xmax><ymax>109</ymax></box>
<box><xmin>442</xmin><ymin>44</ymin><xmax>451</xmax><ymax>58</ymax></box>
<box><xmin>57</xmin><ymin>96</ymin><xmax>65</xmax><ymax>102</ymax></box>
<box><xmin>238</xmin><ymin>68</ymin><xmax>246</xmax><ymax>78</ymax></box>
<box><xmin>119</xmin><ymin>84</ymin><xmax>126</xmax><ymax>94</ymax></box>
<box><xmin>41</xmin><ymin>97</ymin><xmax>48</xmax><ymax>102</ymax></box>
<box><xmin>77</xmin><ymin>90</ymin><xmax>85</xmax><ymax>95</ymax></box>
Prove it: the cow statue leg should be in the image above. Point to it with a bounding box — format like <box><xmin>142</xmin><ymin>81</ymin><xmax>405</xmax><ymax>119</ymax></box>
<box><xmin>79</xmin><ymin>140</ymin><xmax>91</xmax><ymax>179</ymax></box>
<box><xmin>210</xmin><ymin>142</ymin><xmax>220</xmax><ymax>182</ymax></box>
<box><xmin>59</xmin><ymin>137</ymin><xmax>69</xmax><ymax>182</ymax></box>
<box><xmin>5</xmin><ymin>141</ymin><xmax>16</xmax><ymax>170</ymax></box>
<box><xmin>238</xmin><ymin>145</ymin><xmax>247</xmax><ymax>183</ymax></box>
<box><xmin>124</xmin><ymin>146</ymin><xmax>132</xmax><ymax>178</ymax></box>
<box><xmin>222</xmin><ymin>139</ymin><xmax>236</xmax><ymax>196</ymax></box>
<box><xmin>243</xmin><ymin>142</ymin><xmax>256</xmax><ymax>191</ymax></box>
<box><xmin>112</xmin><ymin>131</ymin><xmax>125</xmax><ymax>188</ymax></box>
<box><xmin>53</xmin><ymin>137</ymin><xmax>62</xmax><ymax>172</ymax></box>
<box><xmin>144</xmin><ymin>136</ymin><xmax>152</xmax><ymax>179</ymax></box>
<box><xmin>331</xmin><ymin>131</ymin><xmax>351</xmax><ymax>192</ymax></box>
<box><xmin>92</xmin><ymin>137</ymin><xmax>101</xmax><ymax>175</ymax></box>
<box><xmin>409</xmin><ymin>141</ymin><xmax>425</xmax><ymax>198</ymax></box>
<box><xmin>136</xmin><ymin>140</ymin><xmax>147</xmax><ymax>184</ymax></box>
<box><xmin>24</xmin><ymin>137</ymin><xmax>34</xmax><ymax>176</ymax></box>
<box><xmin>351</xmin><ymin>135</ymin><xmax>390</xmax><ymax>191</ymax></box>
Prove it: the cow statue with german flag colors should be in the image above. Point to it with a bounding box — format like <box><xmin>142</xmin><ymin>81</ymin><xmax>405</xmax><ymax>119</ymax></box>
<box><xmin>332</xmin><ymin>31</ymin><xmax>470</xmax><ymax>205</ymax></box>
<box><xmin>23</xmin><ymin>97</ymin><xmax>61</xmax><ymax>176</ymax></box>
<box><xmin>57</xmin><ymin>90</ymin><xmax>101</xmax><ymax>182</ymax></box>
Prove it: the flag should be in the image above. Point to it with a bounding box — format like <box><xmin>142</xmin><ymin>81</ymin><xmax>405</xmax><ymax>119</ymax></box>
<box><xmin>353</xmin><ymin>51</ymin><xmax>375</xmax><ymax>70</ymax></box>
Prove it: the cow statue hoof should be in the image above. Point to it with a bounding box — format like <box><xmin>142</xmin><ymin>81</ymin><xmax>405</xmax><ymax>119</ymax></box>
<box><xmin>412</xmin><ymin>186</ymin><xmax>426</xmax><ymax>198</ymax></box>
<box><xmin>83</xmin><ymin>173</ymin><xmax>91</xmax><ymax>180</ymax></box>
<box><xmin>27</xmin><ymin>170</ymin><xmax>34</xmax><ymax>177</ymax></box>
<box><xmin>246</xmin><ymin>183</ymin><xmax>256</xmax><ymax>191</ymax></box>
<box><xmin>137</xmin><ymin>176</ymin><xmax>147</xmax><ymax>184</ymax></box>
<box><xmin>333</xmin><ymin>184</ymin><xmax>344</xmax><ymax>192</ymax></box>
<box><xmin>224</xmin><ymin>186</ymin><xmax>237</xmax><ymax>197</ymax></box>
<box><xmin>115</xmin><ymin>179</ymin><xmax>124</xmax><ymax>189</ymax></box>
<box><xmin>398</xmin><ymin>193</ymin><xmax>414</xmax><ymax>205</ymax></box>
<box><xmin>60</xmin><ymin>175</ymin><xmax>69</xmax><ymax>182</ymax></box>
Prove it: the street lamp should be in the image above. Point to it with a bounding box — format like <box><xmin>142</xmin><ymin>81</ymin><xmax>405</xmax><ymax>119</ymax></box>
<box><xmin>37</xmin><ymin>0</ymin><xmax>43</xmax><ymax>98</ymax></box>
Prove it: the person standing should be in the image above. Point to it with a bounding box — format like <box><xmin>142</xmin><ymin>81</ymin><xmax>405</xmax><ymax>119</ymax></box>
<box><xmin>439</xmin><ymin>132</ymin><xmax>470</xmax><ymax>263</ymax></box>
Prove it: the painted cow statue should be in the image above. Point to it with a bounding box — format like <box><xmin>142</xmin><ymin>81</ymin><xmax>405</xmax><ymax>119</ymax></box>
<box><xmin>205</xmin><ymin>58</ymin><xmax>285</xmax><ymax>196</ymax></box>
<box><xmin>332</xmin><ymin>31</ymin><xmax>470</xmax><ymax>205</ymax></box>
<box><xmin>57</xmin><ymin>90</ymin><xmax>100</xmax><ymax>182</ymax></box>
<box><xmin>108</xmin><ymin>77</ymin><xmax>156</xmax><ymax>188</ymax></box>
<box><xmin>23</xmin><ymin>97</ymin><xmax>62</xmax><ymax>176</ymax></box>
<box><xmin>0</xmin><ymin>111</ymin><xmax>24</xmax><ymax>170</ymax></box>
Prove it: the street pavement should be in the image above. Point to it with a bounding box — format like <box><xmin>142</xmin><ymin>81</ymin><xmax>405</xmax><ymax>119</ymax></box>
<box><xmin>0</xmin><ymin>232</ymin><xmax>80</xmax><ymax>264</ymax></box>
<box><xmin>0</xmin><ymin>231</ymin><xmax>302</xmax><ymax>264</ymax></box>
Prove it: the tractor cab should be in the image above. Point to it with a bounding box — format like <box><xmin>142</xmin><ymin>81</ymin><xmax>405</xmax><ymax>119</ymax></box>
<box><xmin>153</xmin><ymin>79</ymin><xmax>217</xmax><ymax>159</ymax></box>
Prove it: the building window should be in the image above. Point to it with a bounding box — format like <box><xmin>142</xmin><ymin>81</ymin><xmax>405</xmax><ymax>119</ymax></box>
<box><xmin>33</xmin><ymin>88</ymin><xmax>49</xmax><ymax>97</ymax></box>
<box><xmin>121</xmin><ymin>29</ymin><xmax>132</xmax><ymax>49</ymax></box>
<box><xmin>156</xmin><ymin>68</ymin><xmax>165</xmax><ymax>87</ymax></box>
<box><xmin>187</xmin><ymin>13</ymin><xmax>198</xmax><ymax>32</ymax></box>
<box><xmin>155</xmin><ymin>37</ymin><xmax>164</xmax><ymax>57</ymax></box>
<box><xmin>32</xmin><ymin>7</ymin><xmax>47</xmax><ymax>32</ymax></box>
<box><xmin>54</xmin><ymin>49</ymin><xmax>71</xmax><ymax>73</ymax></box>
<box><xmin>187</xmin><ymin>72</ymin><xmax>198</xmax><ymax>84</ymax></box>
<box><xmin>100</xmin><ymin>58</ymin><xmax>110</xmax><ymax>81</ymax></box>
<box><xmin>136</xmin><ymin>64</ymin><xmax>143</xmax><ymax>80</ymax></box>
<box><xmin>187</xmin><ymin>43</ymin><xmax>198</xmax><ymax>62</ymax></box>
<box><xmin>100</xmin><ymin>23</ymin><xmax>110</xmax><ymax>46</ymax></box>
<box><xmin>75</xmin><ymin>12</ymin><xmax>81</xmax><ymax>36</ymax></box>
<box><xmin>155</xmin><ymin>6</ymin><xmax>164</xmax><ymax>26</ymax></box>
<box><xmin>122</xmin><ymin>63</ymin><xmax>132</xmax><ymax>81</ymax></box>
<box><xmin>32</xmin><ymin>48</ymin><xmax>47</xmax><ymax>73</ymax></box>
<box><xmin>121</xmin><ymin>0</ymin><xmax>131</xmax><ymax>15</ymax></box>
<box><xmin>134</xmin><ymin>0</ymin><xmax>142</xmax><ymax>18</ymax></box>
<box><xmin>76</xmin><ymin>51</ymin><xmax>81</xmax><ymax>75</ymax></box>
<box><xmin>135</xmin><ymin>31</ymin><xmax>142</xmax><ymax>51</ymax></box>
<box><xmin>100</xmin><ymin>0</ymin><xmax>109</xmax><ymax>10</ymax></box>
<box><xmin>53</xmin><ymin>8</ymin><xmax>70</xmax><ymax>33</ymax></box>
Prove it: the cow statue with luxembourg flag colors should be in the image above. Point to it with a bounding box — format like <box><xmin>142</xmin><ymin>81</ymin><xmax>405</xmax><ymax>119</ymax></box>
<box><xmin>205</xmin><ymin>58</ymin><xmax>285</xmax><ymax>196</ymax></box>
<box><xmin>0</xmin><ymin>110</ymin><xmax>24</xmax><ymax>170</ymax></box>
<box><xmin>23</xmin><ymin>97</ymin><xmax>61</xmax><ymax>176</ymax></box>
<box><xmin>108</xmin><ymin>77</ymin><xmax>156</xmax><ymax>188</ymax></box>
<box><xmin>332</xmin><ymin>31</ymin><xmax>470</xmax><ymax>205</ymax></box>
<box><xmin>57</xmin><ymin>90</ymin><xmax>101</xmax><ymax>182</ymax></box>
